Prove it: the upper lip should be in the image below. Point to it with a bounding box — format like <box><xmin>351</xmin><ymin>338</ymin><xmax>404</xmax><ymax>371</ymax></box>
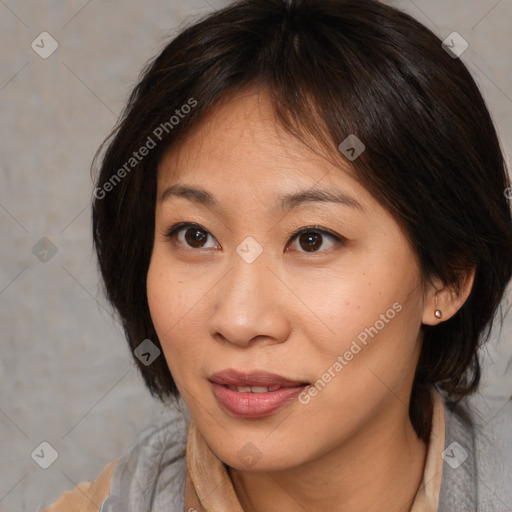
<box><xmin>209</xmin><ymin>369</ymin><xmax>308</xmax><ymax>388</ymax></box>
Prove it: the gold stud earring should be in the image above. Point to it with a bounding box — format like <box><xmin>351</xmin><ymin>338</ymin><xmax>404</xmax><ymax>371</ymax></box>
<box><xmin>435</xmin><ymin>310</ymin><xmax>443</xmax><ymax>319</ymax></box>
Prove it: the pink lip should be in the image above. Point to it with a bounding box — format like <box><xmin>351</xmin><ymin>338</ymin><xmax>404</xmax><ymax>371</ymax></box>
<box><xmin>209</xmin><ymin>369</ymin><xmax>308</xmax><ymax>418</ymax></box>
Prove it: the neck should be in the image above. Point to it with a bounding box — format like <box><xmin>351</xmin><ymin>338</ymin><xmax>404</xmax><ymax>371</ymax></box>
<box><xmin>229</xmin><ymin>403</ymin><xmax>428</xmax><ymax>512</ymax></box>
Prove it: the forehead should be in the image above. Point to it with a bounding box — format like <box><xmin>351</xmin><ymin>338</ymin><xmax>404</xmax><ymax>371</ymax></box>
<box><xmin>156</xmin><ymin>88</ymin><xmax>374</xmax><ymax>213</ymax></box>
<box><xmin>159</xmin><ymin>89</ymin><xmax>316</xmax><ymax>176</ymax></box>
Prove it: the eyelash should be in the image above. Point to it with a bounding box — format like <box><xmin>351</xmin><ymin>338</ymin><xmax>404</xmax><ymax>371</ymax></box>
<box><xmin>163</xmin><ymin>222</ymin><xmax>345</xmax><ymax>253</ymax></box>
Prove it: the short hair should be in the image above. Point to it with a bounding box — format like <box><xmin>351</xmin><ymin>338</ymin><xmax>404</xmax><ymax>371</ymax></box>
<box><xmin>92</xmin><ymin>0</ymin><xmax>512</xmax><ymax>442</ymax></box>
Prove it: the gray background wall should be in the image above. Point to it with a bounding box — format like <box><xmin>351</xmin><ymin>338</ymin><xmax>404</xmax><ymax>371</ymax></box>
<box><xmin>0</xmin><ymin>1</ymin><xmax>510</xmax><ymax>511</ymax></box>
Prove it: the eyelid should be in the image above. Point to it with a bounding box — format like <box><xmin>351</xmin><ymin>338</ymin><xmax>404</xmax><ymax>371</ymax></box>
<box><xmin>287</xmin><ymin>225</ymin><xmax>343</xmax><ymax>242</ymax></box>
<box><xmin>164</xmin><ymin>221</ymin><xmax>206</xmax><ymax>238</ymax></box>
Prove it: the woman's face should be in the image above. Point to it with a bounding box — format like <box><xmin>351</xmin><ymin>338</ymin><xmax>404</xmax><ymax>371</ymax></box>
<box><xmin>147</xmin><ymin>89</ymin><xmax>430</xmax><ymax>472</ymax></box>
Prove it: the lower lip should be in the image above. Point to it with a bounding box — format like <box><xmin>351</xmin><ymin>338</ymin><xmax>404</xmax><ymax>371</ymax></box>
<box><xmin>210</xmin><ymin>382</ymin><xmax>307</xmax><ymax>418</ymax></box>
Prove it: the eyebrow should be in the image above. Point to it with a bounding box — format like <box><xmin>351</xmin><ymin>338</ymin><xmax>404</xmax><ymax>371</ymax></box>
<box><xmin>159</xmin><ymin>184</ymin><xmax>365</xmax><ymax>212</ymax></box>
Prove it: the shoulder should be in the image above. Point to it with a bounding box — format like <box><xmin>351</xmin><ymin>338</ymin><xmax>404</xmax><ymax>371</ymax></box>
<box><xmin>40</xmin><ymin>459</ymin><xmax>120</xmax><ymax>512</ymax></box>
<box><xmin>439</xmin><ymin>392</ymin><xmax>512</xmax><ymax>511</ymax></box>
<box><xmin>100</xmin><ymin>398</ymin><xmax>189</xmax><ymax>512</ymax></box>
<box><xmin>40</xmin><ymin>399</ymin><xmax>190</xmax><ymax>512</ymax></box>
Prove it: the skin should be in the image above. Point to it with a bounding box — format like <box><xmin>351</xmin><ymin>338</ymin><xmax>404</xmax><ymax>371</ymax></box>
<box><xmin>146</xmin><ymin>88</ymin><xmax>474</xmax><ymax>512</ymax></box>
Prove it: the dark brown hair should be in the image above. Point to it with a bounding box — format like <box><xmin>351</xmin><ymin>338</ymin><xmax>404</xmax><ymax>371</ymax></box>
<box><xmin>91</xmin><ymin>0</ymin><xmax>512</xmax><ymax>442</ymax></box>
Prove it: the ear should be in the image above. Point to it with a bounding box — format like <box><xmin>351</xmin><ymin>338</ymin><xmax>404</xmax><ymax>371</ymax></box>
<box><xmin>422</xmin><ymin>267</ymin><xmax>476</xmax><ymax>325</ymax></box>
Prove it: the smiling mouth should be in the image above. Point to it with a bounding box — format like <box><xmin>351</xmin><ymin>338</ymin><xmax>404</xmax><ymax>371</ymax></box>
<box><xmin>208</xmin><ymin>369</ymin><xmax>309</xmax><ymax>418</ymax></box>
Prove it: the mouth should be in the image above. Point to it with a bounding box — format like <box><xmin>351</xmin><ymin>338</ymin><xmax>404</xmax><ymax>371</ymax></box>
<box><xmin>208</xmin><ymin>369</ymin><xmax>309</xmax><ymax>418</ymax></box>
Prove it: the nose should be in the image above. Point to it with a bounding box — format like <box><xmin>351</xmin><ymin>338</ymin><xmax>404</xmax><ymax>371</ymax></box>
<box><xmin>207</xmin><ymin>248</ymin><xmax>291</xmax><ymax>348</ymax></box>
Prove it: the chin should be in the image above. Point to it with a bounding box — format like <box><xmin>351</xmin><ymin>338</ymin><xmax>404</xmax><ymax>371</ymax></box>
<box><xmin>203</xmin><ymin>429</ymin><xmax>309</xmax><ymax>473</ymax></box>
<box><xmin>223</xmin><ymin>451</ymin><xmax>302</xmax><ymax>473</ymax></box>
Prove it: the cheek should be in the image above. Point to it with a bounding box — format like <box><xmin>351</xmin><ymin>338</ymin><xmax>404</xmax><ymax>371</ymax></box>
<box><xmin>146</xmin><ymin>264</ymin><xmax>175</xmax><ymax>332</ymax></box>
<box><xmin>299</xmin><ymin>301</ymin><xmax>421</xmax><ymax>430</ymax></box>
<box><xmin>146</xmin><ymin>254</ymin><xmax>192</xmax><ymax>348</ymax></box>
<box><xmin>295</xmin><ymin>261</ymin><xmax>422</xmax><ymax>389</ymax></box>
<box><xmin>146</xmin><ymin>252</ymin><xmax>215</xmax><ymax>380</ymax></box>
<box><xmin>294</xmin><ymin>268</ymin><xmax>401</xmax><ymax>353</ymax></box>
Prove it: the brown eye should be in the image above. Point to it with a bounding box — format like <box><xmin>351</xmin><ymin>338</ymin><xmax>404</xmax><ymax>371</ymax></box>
<box><xmin>165</xmin><ymin>223</ymin><xmax>219</xmax><ymax>249</ymax></box>
<box><xmin>288</xmin><ymin>227</ymin><xmax>342</xmax><ymax>253</ymax></box>
<box><xmin>298</xmin><ymin>232</ymin><xmax>323</xmax><ymax>252</ymax></box>
<box><xmin>183</xmin><ymin>227</ymin><xmax>208</xmax><ymax>248</ymax></box>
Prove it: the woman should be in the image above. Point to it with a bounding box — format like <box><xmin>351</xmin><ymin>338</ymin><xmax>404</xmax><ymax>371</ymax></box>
<box><xmin>43</xmin><ymin>0</ymin><xmax>512</xmax><ymax>510</ymax></box>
